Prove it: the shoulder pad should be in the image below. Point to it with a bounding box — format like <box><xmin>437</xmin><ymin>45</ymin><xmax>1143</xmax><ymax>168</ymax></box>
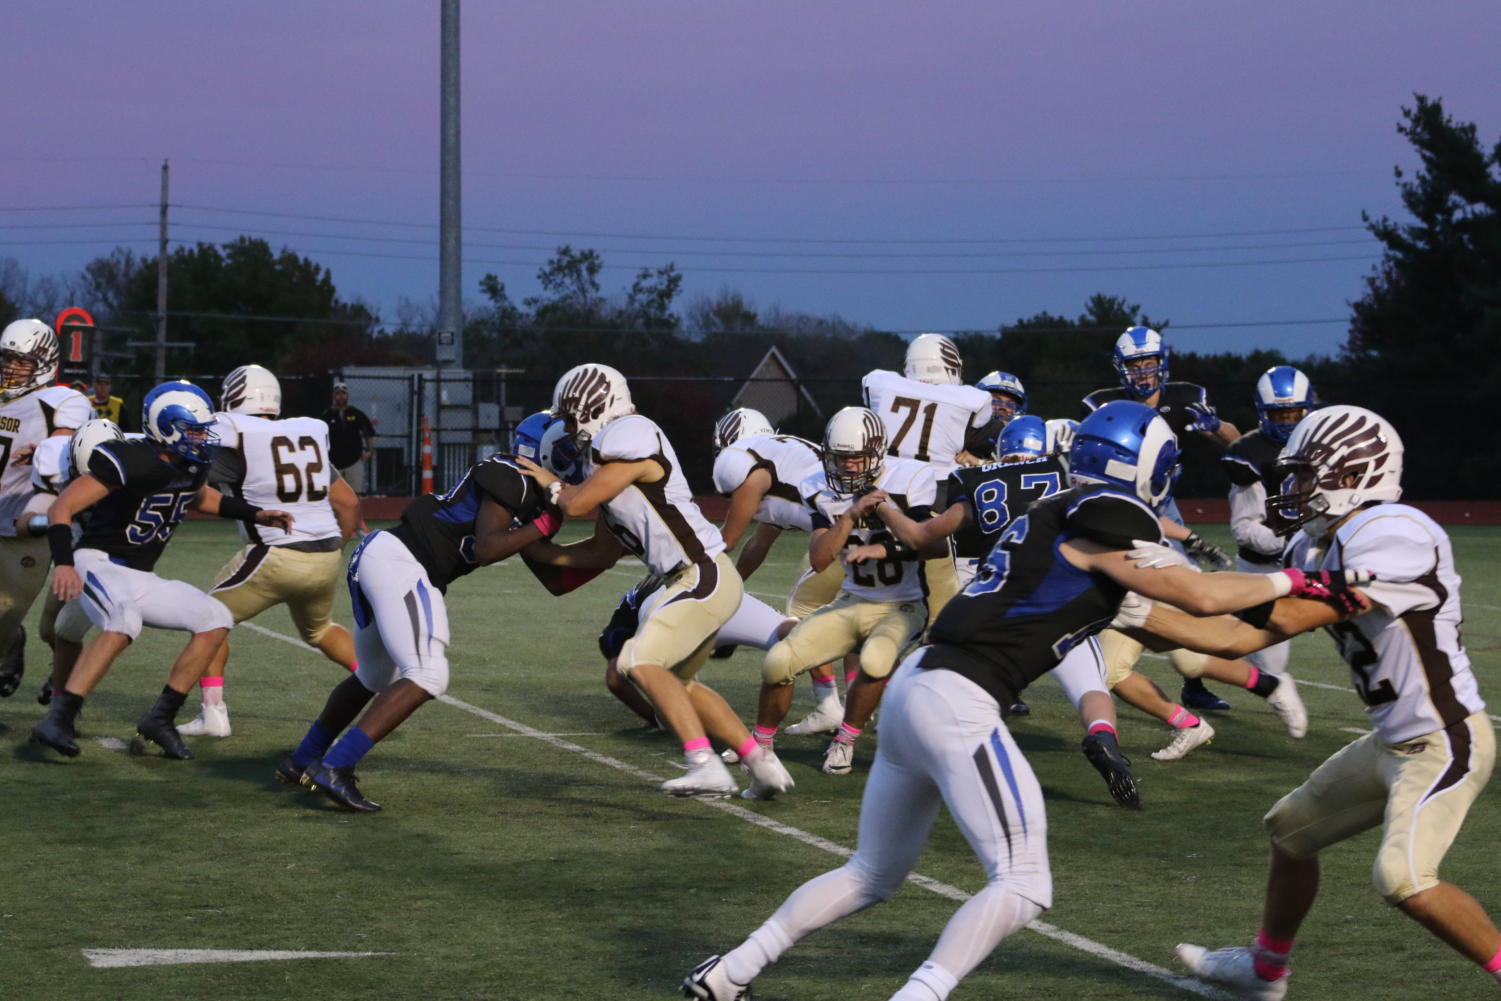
<box><xmin>1065</xmin><ymin>486</ymin><xmax>1162</xmax><ymax>549</ymax></box>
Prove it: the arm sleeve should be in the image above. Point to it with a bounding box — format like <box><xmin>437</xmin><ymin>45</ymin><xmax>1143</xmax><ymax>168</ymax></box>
<box><xmin>1220</xmin><ymin>451</ymin><xmax>1262</xmax><ymax>488</ymax></box>
<box><xmin>473</xmin><ymin>460</ymin><xmax>528</xmax><ymax>517</ymax></box>
<box><xmin>87</xmin><ymin>442</ymin><xmax>129</xmax><ymax>490</ymax></box>
<box><xmin>1228</xmin><ymin>482</ymin><xmax>1282</xmax><ymax>555</ymax></box>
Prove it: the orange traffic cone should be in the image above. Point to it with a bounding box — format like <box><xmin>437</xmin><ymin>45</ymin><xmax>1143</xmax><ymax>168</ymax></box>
<box><xmin>421</xmin><ymin>416</ymin><xmax>434</xmax><ymax>495</ymax></box>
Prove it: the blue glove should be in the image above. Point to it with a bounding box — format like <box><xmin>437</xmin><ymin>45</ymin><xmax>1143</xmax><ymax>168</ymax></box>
<box><xmin>1186</xmin><ymin>401</ymin><xmax>1221</xmax><ymax>434</ymax></box>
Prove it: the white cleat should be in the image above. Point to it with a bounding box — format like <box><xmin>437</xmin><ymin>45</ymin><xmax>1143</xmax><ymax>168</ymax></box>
<box><xmin>1266</xmin><ymin>675</ymin><xmax>1308</xmax><ymax>739</ymax></box>
<box><xmin>662</xmin><ymin>752</ymin><xmax>738</xmax><ymax>798</ymax></box>
<box><xmin>741</xmin><ymin>749</ymin><xmax>795</xmax><ymax>800</ymax></box>
<box><xmin>720</xmin><ymin>747</ymin><xmax>740</xmax><ymax>765</ymax></box>
<box><xmin>1151</xmin><ymin>720</ymin><xmax>1215</xmax><ymax>762</ymax></box>
<box><xmin>681</xmin><ymin>954</ymin><xmax>750</xmax><ymax>1001</ymax></box>
<box><xmin>176</xmin><ymin>702</ymin><xmax>231</xmax><ymax>738</ymax></box>
<box><xmin>783</xmin><ymin>701</ymin><xmax>845</xmax><ymax>736</ymax></box>
<box><xmin>1175</xmin><ymin>943</ymin><xmax>1288</xmax><ymax>1000</ymax></box>
<box><xmin>821</xmin><ymin>738</ymin><xmax>855</xmax><ymax>775</ymax></box>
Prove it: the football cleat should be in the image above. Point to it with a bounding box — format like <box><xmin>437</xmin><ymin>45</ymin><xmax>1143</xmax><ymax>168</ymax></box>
<box><xmin>719</xmin><ymin>747</ymin><xmax>740</xmax><ymax>765</ymax></box>
<box><xmin>783</xmin><ymin>701</ymin><xmax>844</xmax><ymax>736</ymax></box>
<box><xmin>1151</xmin><ymin>721</ymin><xmax>1215</xmax><ymax>762</ymax></box>
<box><xmin>133</xmin><ymin>713</ymin><xmax>195</xmax><ymax>760</ymax></box>
<box><xmin>1081</xmin><ymin>732</ymin><xmax>1140</xmax><ymax>809</ymax></box>
<box><xmin>681</xmin><ymin>955</ymin><xmax>750</xmax><ymax>1001</ymax></box>
<box><xmin>1181</xmin><ymin>678</ymin><xmax>1231</xmax><ymax>712</ymax></box>
<box><xmin>274</xmin><ymin>754</ymin><xmax>310</xmax><ymax>786</ymax></box>
<box><xmin>29</xmin><ymin>713</ymin><xmax>81</xmax><ymax>757</ymax></box>
<box><xmin>661</xmin><ymin>752</ymin><xmax>738</xmax><ymax>798</ymax></box>
<box><xmin>303</xmin><ymin>765</ymin><xmax>382</xmax><ymax>812</ymax></box>
<box><xmin>1175</xmin><ymin>944</ymin><xmax>1287</xmax><ymax>1001</ymax></box>
<box><xmin>37</xmin><ymin>679</ymin><xmax>53</xmax><ymax>706</ymax></box>
<box><xmin>177</xmin><ymin>702</ymin><xmax>232</xmax><ymax>738</ymax></box>
<box><xmin>0</xmin><ymin>624</ymin><xmax>25</xmax><ymax>697</ymax></box>
<box><xmin>741</xmin><ymin>749</ymin><xmax>795</xmax><ymax>801</ymax></box>
<box><xmin>821</xmin><ymin>739</ymin><xmax>855</xmax><ymax>775</ymax></box>
<box><xmin>1008</xmin><ymin>700</ymin><xmax>1032</xmax><ymax>717</ymax></box>
<box><xmin>1265</xmin><ymin>675</ymin><xmax>1308</xmax><ymax>739</ymax></box>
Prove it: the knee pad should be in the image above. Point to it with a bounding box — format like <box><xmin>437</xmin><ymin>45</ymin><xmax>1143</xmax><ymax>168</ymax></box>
<box><xmin>846</xmin><ymin>855</ymin><xmax>905</xmax><ymax>903</ymax></box>
<box><xmin>402</xmin><ymin>658</ymin><xmax>450</xmax><ymax>698</ymax></box>
<box><xmin>1372</xmin><ymin>847</ymin><xmax>1430</xmax><ymax>905</ymax></box>
<box><xmin>54</xmin><ymin>601</ymin><xmax>94</xmax><ymax>645</ymax></box>
<box><xmin>1169</xmin><ymin>648</ymin><xmax>1208</xmax><ymax>679</ymax></box>
<box><xmin>1099</xmin><ymin>629</ymin><xmax>1141</xmax><ymax>686</ymax></box>
<box><xmin>300</xmin><ymin>620</ymin><xmax>333</xmax><ymax>647</ymax></box>
<box><xmin>858</xmin><ymin>637</ymin><xmax>900</xmax><ymax>680</ymax></box>
<box><xmin>762</xmin><ymin>640</ymin><xmax>800</xmax><ymax>686</ymax></box>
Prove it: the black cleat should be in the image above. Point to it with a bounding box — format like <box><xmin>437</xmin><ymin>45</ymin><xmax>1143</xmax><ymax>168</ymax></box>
<box><xmin>30</xmin><ymin>714</ymin><xmax>81</xmax><ymax>757</ymax></box>
<box><xmin>1082</xmin><ymin>731</ymin><xmax>1140</xmax><ymax>809</ymax></box>
<box><xmin>0</xmin><ymin>625</ymin><xmax>24</xmax><ymax>698</ymax></box>
<box><xmin>274</xmin><ymin>754</ymin><xmax>310</xmax><ymax>786</ymax></box>
<box><xmin>37</xmin><ymin>679</ymin><xmax>53</xmax><ymax>706</ymax></box>
<box><xmin>1007</xmin><ymin>700</ymin><xmax>1031</xmax><ymax>717</ymax></box>
<box><xmin>304</xmin><ymin>765</ymin><xmax>382</xmax><ymax>812</ymax></box>
<box><xmin>1180</xmin><ymin>678</ymin><xmax>1231</xmax><ymax>712</ymax></box>
<box><xmin>134</xmin><ymin>714</ymin><xmax>195</xmax><ymax>760</ymax></box>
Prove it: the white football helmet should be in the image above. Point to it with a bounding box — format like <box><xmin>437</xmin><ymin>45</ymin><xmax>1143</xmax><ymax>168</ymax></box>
<box><xmin>1267</xmin><ymin>405</ymin><xmax>1403</xmax><ymax>538</ymax></box>
<box><xmin>822</xmin><ymin>406</ymin><xmax>887</xmax><ymax>496</ymax></box>
<box><xmin>220</xmin><ymin>364</ymin><xmax>282</xmax><ymax>416</ymax></box>
<box><xmin>712</xmin><ymin>407</ymin><xmax>775</xmax><ymax>453</ymax></box>
<box><xmin>0</xmin><ymin>318</ymin><xmax>61</xmax><ymax>402</ymax></box>
<box><xmin>551</xmin><ymin>363</ymin><xmax>633</xmax><ymax>448</ymax></box>
<box><xmin>904</xmin><ymin>333</ymin><xmax>963</xmax><ymax>386</ymax></box>
<box><xmin>68</xmin><ymin>418</ymin><xmax>126</xmax><ymax>479</ymax></box>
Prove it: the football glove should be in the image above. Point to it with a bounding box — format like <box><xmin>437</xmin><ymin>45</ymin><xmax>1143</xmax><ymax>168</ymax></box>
<box><xmin>1185</xmin><ymin>401</ymin><xmax>1222</xmax><ymax>434</ymax></box>
<box><xmin>1183</xmin><ymin>532</ymin><xmax>1232</xmax><ymax>570</ymax></box>
<box><xmin>1127</xmin><ymin>539</ymin><xmax>1198</xmax><ymax>571</ymax></box>
<box><xmin>1110</xmin><ymin>591</ymin><xmax>1154</xmax><ymax>630</ymax></box>
<box><xmin>1276</xmin><ymin>568</ymin><xmax>1374</xmax><ymax>614</ymax></box>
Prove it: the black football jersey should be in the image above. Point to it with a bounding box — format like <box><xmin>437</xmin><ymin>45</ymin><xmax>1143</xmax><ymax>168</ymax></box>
<box><xmin>944</xmin><ymin>454</ymin><xmax>1069</xmax><ymax>561</ymax></box>
<box><xmin>1222</xmin><ymin>428</ymin><xmax>1298</xmax><ymax>551</ymax></box>
<box><xmin>389</xmin><ymin>454</ymin><xmax>543</xmax><ymax>590</ymax></box>
<box><xmin>76</xmin><ymin>439</ymin><xmax>212</xmax><ymax>571</ymax></box>
<box><xmin>1080</xmin><ymin>381</ymin><xmax>1211</xmax><ymax>439</ymax></box>
<box><xmin>922</xmin><ymin>484</ymin><xmax>1162</xmax><ymax>708</ymax></box>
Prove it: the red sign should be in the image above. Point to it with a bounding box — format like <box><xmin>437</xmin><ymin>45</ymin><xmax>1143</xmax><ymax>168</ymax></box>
<box><xmin>54</xmin><ymin>306</ymin><xmax>96</xmax><ymax>365</ymax></box>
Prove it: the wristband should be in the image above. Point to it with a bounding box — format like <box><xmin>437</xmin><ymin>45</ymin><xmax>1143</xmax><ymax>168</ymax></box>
<box><xmin>217</xmin><ymin>495</ymin><xmax>264</xmax><ymax>523</ymax></box>
<box><xmin>1269</xmin><ymin>570</ymin><xmax>1296</xmax><ymax>598</ymax></box>
<box><xmin>48</xmin><ymin>523</ymin><xmax>75</xmax><ymax>567</ymax></box>
<box><xmin>547</xmin><ymin>481</ymin><xmax>564</xmax><ymax>506</ymax></box>
<box><xmin>531</xmin><ymin>510</ymin><xmax>562</xmax><ymax>539</ymax></box>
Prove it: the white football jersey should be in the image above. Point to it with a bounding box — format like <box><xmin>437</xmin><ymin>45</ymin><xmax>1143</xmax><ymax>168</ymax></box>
<box><xmin>588</xmin><ymin>414</ymin><xmax>725</xmax><ymax>576</ymax></box>
<box><xmin>1286</xmin><ymin>503</ymin><xmax>1484</xmax><ymax>743</ymax></box>
<box><xmin>711</xmin><ymin>433</ymin><xmax>822</xmax><ymax>533</ymax></box>
<box><xmin>0</xmin><ymin>384</ymin><xmax>91</xmax><ymax>537</ymax></box>
<box><xmin>800</xmin><ymin>456</ymin><xmax>938</xmax><ymax>602</ymax></box>
<box><xmin>212</xmin><ymin>413</ymin><xmax>341</xmax><ymax>546</ymax></box>
<box><xmin>862</xmin><ymin>369</ymin><xmax>991</xmax><ymax>478</ymax></box>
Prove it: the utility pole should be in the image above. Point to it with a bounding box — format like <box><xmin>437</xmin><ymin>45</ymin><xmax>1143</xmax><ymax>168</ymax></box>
<box><xmin>155</xmin><ymin>159</ymin><xmax>169</xmax><ymax>380</ymax></box>
<box><xmin>438</xmin><ymin>0</ymin><xmax>462</xmax><ymax>369</ymax></box>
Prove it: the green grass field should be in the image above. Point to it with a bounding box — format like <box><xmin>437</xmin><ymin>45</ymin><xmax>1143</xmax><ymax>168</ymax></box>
<box><xmin>4</xmin><ymin>521</ymin><xmax>1500</xmax><ymax>1000</ymax></box>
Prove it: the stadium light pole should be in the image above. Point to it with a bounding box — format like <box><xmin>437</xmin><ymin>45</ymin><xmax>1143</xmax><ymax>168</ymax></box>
<box><xmin>438</xmin><ymin>0</ymin><xmax>462</xmax><ymax>371</ymax></box>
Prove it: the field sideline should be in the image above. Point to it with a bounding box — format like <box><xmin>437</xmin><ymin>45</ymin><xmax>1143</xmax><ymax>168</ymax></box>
<box><xmin>4</xmin><ymin>521</ymin><xmax>1500</xmax><ymax>1000</ymax></box>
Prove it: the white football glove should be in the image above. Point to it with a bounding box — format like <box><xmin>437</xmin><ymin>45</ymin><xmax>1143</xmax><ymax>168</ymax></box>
<box><xmin>1126</xmin><ymin>539</ymin><xmax>1200</xmax><ymax>571</ymax></box>
<box><xmin>1111</xmin><ymin>591</ymin><xmax>1154</xmax><ymax>630</ymax></box>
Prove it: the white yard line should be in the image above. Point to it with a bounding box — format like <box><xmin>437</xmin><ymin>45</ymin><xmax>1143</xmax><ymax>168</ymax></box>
<box><xmin>83</xmin><ymin>949</ymin><xmax>392</xmax><ymax>969</ymax></box>
<box><xmin>240</xmin><ymin>619</ymin><xmax>1228</xmax><ymax>998</ymax></box>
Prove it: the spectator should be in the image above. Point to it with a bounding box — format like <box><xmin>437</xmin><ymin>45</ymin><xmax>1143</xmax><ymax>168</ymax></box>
<box><xmin>321</xmin><ymin>381</ymin><xmax>375</xmax><ymax>493</ymax></box>
<box><xmin>90</xmin><ymin>373</ymin><xmax>124</xmax><ymax>424</ymax></box>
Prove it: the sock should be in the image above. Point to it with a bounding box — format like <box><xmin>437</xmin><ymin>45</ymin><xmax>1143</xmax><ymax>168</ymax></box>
<box><xmin>737</xmin><ymin>735</ymin><xmax>763</xmax><ymax>762</ymax></box>
<box><xmin>200</xmin><ymin>676</ymin><xmax>225</xmax><ymax>706</ymax></box>
<box><xmin>844</xmin><ymin>669</ymin><xmax>859</xmax><ymax>686</ymax></box>
<box><xmin>347</xmin><ymin>660</ymin><xmax>358</xmax><ymax>673</ymax></box>
<box><xmin>891</xmin><ymin>962</ymin><xmax>958</xmax><ymax>1001</ymax></box>
<box><xmin>51</xmin><ymin>690</ymin><xmax>84</xmax><ymax>722</ymax></box>
<box><xmin>682</xmin><ymin>736</ymin><xmax>712</xmax><ymax>756</ymax></box>
<box><xmin>322</xmin><ymin>726</ymin><xmax>376</xmax><ymax>770</ymax></box>
<box><xmin>1252</xmin><ymin>928</ymin><xmax>1293</xmax><ymax>981</ymax></box>
<box><xmin>293</xmin><ymin>719</ymin><xmax>338</xmax><ymax>768</ymax></box>
<box><xmin>1086</xmin><ymin>720</ymin><xmax>1117</xmax><ymax>738</ymax></box>
<box><xmin>834</xmin><ymin>721</ymin><xmax>861</xmax><ymax>745</ymax></box>
<box><xmin>1167</xmin><ymin>706</ymin><xmax>1200</xmax><ymax>729</ymax></box>
<box><xmin>811</xmin><ymin>675</ymin><xmax>838</xmax><ymax>703</ymax></box>
<box><xmin>722</xmin><ymin>917</ymin><xmax>795</xmax><ymax>986</ymax></box>
<box><xmin>1483</xmin><ymin>943</ymin><xmax>1501</xmax><ymax>978</ymax></box>
<box><xmin>752</xmin><ymin>725</ymin><xmax>777</xmax><ymax>748</ymax></box>
<box><xmin>1245</xmin><ymin>667</ymin><xmax>1280</xmax><ymax>698</ymax></box>
<box><xmin>148</xmin><ymin>685</ymin><xmax>189</xmax><ymax>721</ymax></box>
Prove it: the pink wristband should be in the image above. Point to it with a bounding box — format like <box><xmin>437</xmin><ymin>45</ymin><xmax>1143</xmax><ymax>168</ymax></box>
<box><xmin>531</xmin><ymin>511</ymin><xmax>561</xmax><ymax>537</ymax></box>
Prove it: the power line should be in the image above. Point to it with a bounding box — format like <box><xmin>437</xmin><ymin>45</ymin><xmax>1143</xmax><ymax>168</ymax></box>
<box><xmin>0</xmin><ymin>203</ymin><xmax>154</xmax><ymax>212</ymax></box>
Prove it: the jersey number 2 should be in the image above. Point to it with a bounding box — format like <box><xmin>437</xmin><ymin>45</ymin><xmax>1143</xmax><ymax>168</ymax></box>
<box><xmin>271</xmin><ymin>436</ymin><xmax>330</xmax><ymax>503</ymax></box>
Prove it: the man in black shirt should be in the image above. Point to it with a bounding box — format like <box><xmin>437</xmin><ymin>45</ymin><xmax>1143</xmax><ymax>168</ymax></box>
<box><xmin>320</xmin><ymin>381</ymin><xmax>375</xmax><ymax>492</ymax></box>
<box><xmin>684</xmin><ymin>401</ymin><xmax>1360</xmax><ymax>1001</ymax></box>
<box><xmin>30</xmin><ymin>381</ymin><xmax>292</xmax><ymax>760</ymax></box>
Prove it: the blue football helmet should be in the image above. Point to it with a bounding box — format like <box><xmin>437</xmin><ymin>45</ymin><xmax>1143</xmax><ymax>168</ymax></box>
<box><xmin>1254</xmin><ymin>365</ymin><xmax>1314</xmax><ymax>443</ymax></box>
<box><xmin>975</xmin><ymin>370</ymin><xmax>1027</xmax><ymax>422</ymax></box>
<box><xmin>1113</xmin><ymin>326</ymin><xmax>1169</xmax><ymax>400</ymax></box>
<box><xmin>996</xmin><ymin>415</ymin><xmax>1048</xmax><ymax>461</ymax></box>
<box><xmin>513</xmin><ymin>411</ymin><xmax>583</xmax><ymax>484</ymax></box>
<box><xmin>1069</xmin><ymin>400</ymin><xmax>1181</xmax><ymax>507</ymax></box>
<box><xmin>142</xmin><ymin>381</ymin><xmax>219</xmax><ymax>465</ymax></box>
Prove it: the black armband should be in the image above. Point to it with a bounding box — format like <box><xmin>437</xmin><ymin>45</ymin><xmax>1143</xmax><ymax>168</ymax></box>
<box><xmin>1234</xmin><ymin>600</ymin><xmax>1276</xmax><ymax>629</ymax></box>
<box><xmin>217</xmin><ymin>495</ymin><xmax>263</xmax><ymax>523</ymax></box>
<box><xmin>48</xmin><ymin>523</ymin><xmax>75</xmax><ymax>567</ymax></box>
<box><xmin>885</xmin><ymin>541</ymin><xmax>921</xmax><ymax>561</ymax></box>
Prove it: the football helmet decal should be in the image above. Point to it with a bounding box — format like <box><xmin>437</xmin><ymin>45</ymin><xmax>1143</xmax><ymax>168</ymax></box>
<box><xmin>996</xmin><ymin>415</ymin><xmax>1048</xmax><ymax>461</ymax></box>
<box><xmin>220</xmin><ymin>364</ymin><xmax>282</xmax><ymax>416</ymax></box>
<box><xmin>1253</xmin><ymin>365</ymin><xmax>1314</xmax><ymax>443</ymax></box>
<box><xmin>0</xmin><ymin>318</ymin><xmax>61</xmax><ymax>402</ymax></box>
<box><xmin>513</xmin><ymin>411</ymin><xmax>583</xmax><ymax>484</ymax></box>
<box><xmin>1112</xmin><ymin>326</ymin><xmax>1169</xmax><ymax>400</ymax></box>
<box><xmin>713</xmin><ymin>407</ymin><xmax>775</xmax><ymax>453</ymax></box>
<box><xmin>551</xmin><ymin>363</ymin><xmax>633</xmax><ymax>448</ymax></box>
<box><xmin>68</xmin><ymin>418</ymin><xmax>125</xmax><ymax>479</ymax></box>
<box><xmin>1069</xmin><ymin>400</ymin><xmax>1181</xmax><ymax>507</ymax></box>
<box><xmin>975</xmin><ymin>370</ymin><xmax>1027</xmax><ymax>421</ymax></box>
<box><xmin>1266</xmin><ymin>405</ymin><xmax>1402</xmax><ymax>537</ymax></box>
<box><xmin>822</xmin><ymin>406</ymin><xmax>887</xmax><ymax>496</ymax></box>
<box><xmin>143</xmin><ymin>380</ymin><xmax>219</xmax><ymax>465</ymax></box>
<box><xmin>904</xmin><ymin>333</ymin><xmax>963</xmax><ymax>386</ymax></box>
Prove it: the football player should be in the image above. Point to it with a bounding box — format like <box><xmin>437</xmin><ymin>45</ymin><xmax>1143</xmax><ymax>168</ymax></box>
<box><xmin>518</xmin><ymin>364</ymin><xmax>793</xmax><ymax>800</ymax></box>
<box><xmin>711</xmin><ymin>407</ymin><xmax>846</xmax><ymax>736</ymax></box>
<box><xmin>0</xmin><ymin>319</ymin><xmax>91</xmax><ymax>699</ymax></box>
<box><xmin>1119</xmin><ymin>406</ymin><xmax>1501</xmax><ymax>1000</ymax></box>
<box><xmin>683</xmin><ymin>401</ymin><xmax>1359</xmax><ymax>1001</ymax></box>
<box><xmin>754</xmin><ymin>406</ymin><xmax>943</xmax><ymax>777</ymax></box>
<box><xmin>169</xmin><ymin>365</ymin><xmax>361</xmax><ymax>737</ymax></box>
<box><xmin>277</xmin><ymin>419</ymin><xmax>571</xmax><ymax>812</ymax></box>
<box><xmin>959</xmin><ymin>369</ymin><xmax>1027</xmax><ymax>463</ymax></box>
<box><xmin>1083</xmin><ymin>324</ymin><xmax>1241</xmax><ymax>713</ymax></box>
<box><xmin>862</xmin><ymin>334</ymin><xmax>993</xmax><ymax>622</ymax></box>
<box><xmin>30</xmin><ymin>382</ymin><xmax>293</xmax><ymax>760</ymax></box>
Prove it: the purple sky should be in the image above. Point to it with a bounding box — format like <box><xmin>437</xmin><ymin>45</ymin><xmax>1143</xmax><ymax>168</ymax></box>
<box><xmin>7</xmin><ymin>1</ymin><xmax>1500</xmax><ymax>359</ymax></box>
